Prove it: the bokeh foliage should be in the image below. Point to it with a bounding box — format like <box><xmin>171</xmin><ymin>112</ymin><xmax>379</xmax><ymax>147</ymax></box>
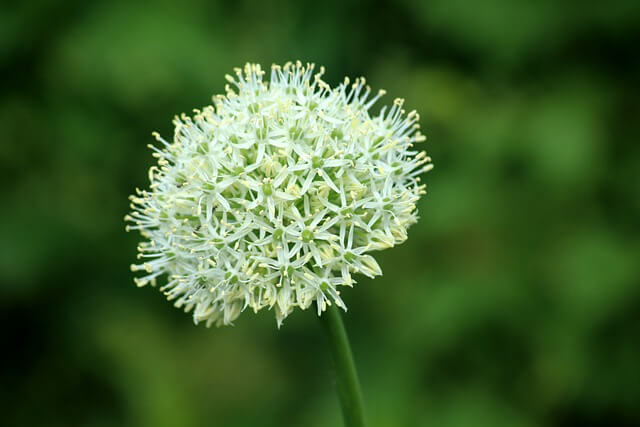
<box><xmin>1</xmin><ymin>0</ymin><xmax>639</xmax><ymax>426</ymax></box>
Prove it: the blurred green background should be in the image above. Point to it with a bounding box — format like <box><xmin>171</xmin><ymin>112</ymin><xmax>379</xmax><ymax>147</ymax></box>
<box><xmin>2</xmin><ymin>0</ymin><xmax>639</xmax><ymax>426</ymax></box>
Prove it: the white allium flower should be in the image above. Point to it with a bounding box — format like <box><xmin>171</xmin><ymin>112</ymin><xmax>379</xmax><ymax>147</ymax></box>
<box><xmin>126</xmin><ymin>62</ymin><xmax>432</xmax><ymax>327</ymax></box>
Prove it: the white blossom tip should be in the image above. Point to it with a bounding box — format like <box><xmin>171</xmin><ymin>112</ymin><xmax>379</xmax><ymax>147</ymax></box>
<box><xmin>126</xmin><ymin>61</ymin><xmax>432</xmax><ymax>327</ymax></box>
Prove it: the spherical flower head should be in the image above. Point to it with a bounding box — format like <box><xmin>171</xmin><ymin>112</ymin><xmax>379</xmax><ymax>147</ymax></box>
<box><xmin>126</xmin><ymin>61</ymin><xmax>432</xmax><ymax>327</ymax></box>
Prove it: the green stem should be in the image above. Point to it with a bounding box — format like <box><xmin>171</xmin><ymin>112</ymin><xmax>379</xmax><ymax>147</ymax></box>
<box><xmin>320</xmin><ymin>304</ymin><xmax>367</xmax><ymax>427</ymax></box>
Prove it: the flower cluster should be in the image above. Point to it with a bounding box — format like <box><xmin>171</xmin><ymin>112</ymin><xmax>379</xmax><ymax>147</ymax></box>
<box><xmin>126</xmin><ymin>62</ymin><xmax>432</xmax><ymax>327</ymax></box>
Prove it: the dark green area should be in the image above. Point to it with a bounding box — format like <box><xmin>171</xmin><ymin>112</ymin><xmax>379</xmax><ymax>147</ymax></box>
<box><xmin>1</xmin><ymin>0</ymin><xmax>639</xmax><ymax>426</ymax></box>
